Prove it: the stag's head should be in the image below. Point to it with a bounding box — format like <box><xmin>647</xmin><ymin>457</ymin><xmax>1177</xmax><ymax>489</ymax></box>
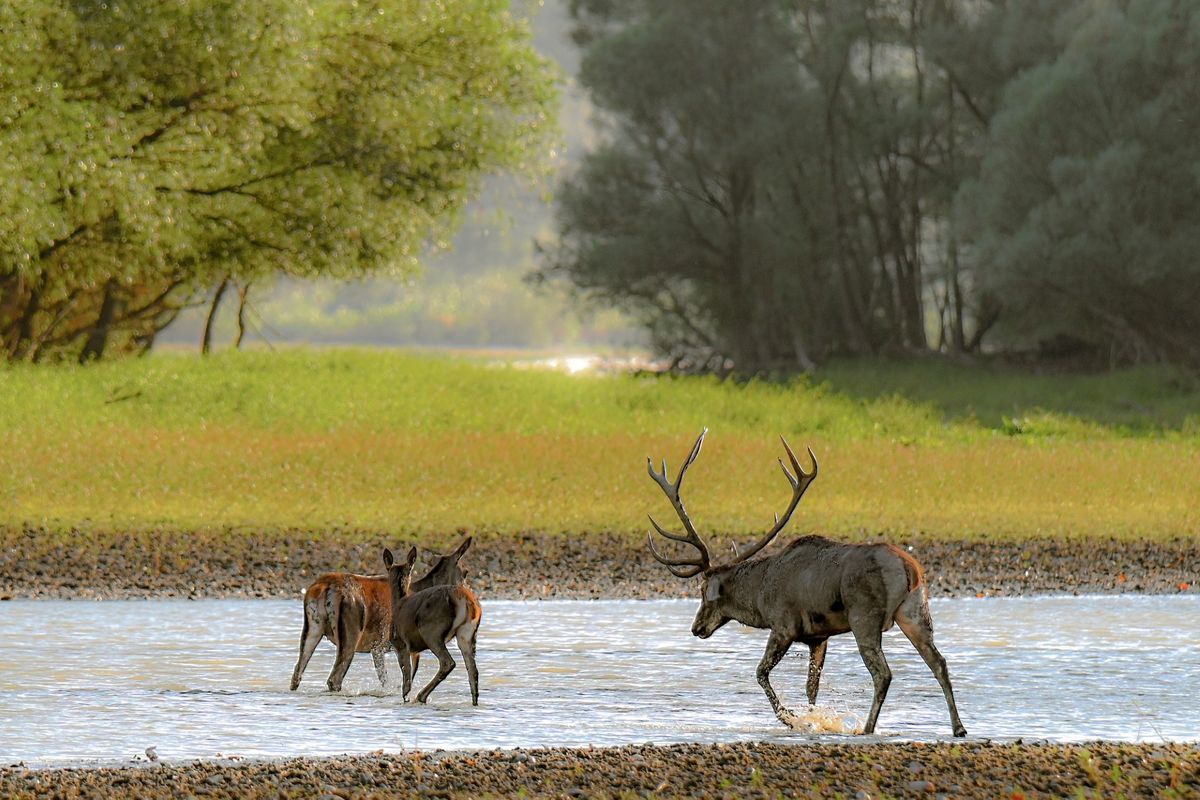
<box><xmin>382</xmin><ymin>545</ymin><xmax>418</xmax><ymax>596</ymax></box>
<box><xmin>422</xmin><ymin>537</ymin><xmax>473</xmax><ymax>585</ymax></box>
<box><xmin>645</xmin><ymin>429</ymin><xmax>818</xmax><ymax>639</ymax></box>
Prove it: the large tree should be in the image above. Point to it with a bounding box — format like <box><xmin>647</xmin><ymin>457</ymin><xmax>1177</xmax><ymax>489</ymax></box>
<box><xmin>547</xmin><ymin>0</ymin><xmax>1200</xmax><ymax>372</ymax></box>
<box><xmin>958</xmin><ymin>0</ymin><xmax>1200</xmax><ymax>367</ymax></box>
<box><xmin>543</xmin><ymin>0</ymin><xmax>1005</xmax><ymax>372</ymax></box>
<box><xmin>0</xmin><ymin>0</ymin><xmax>556</xmax><ymax>361</ymax></box>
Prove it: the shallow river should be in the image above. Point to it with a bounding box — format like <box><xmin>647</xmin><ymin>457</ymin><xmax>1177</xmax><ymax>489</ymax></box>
<box><xmin>1</xmin><ymin>596</ymin><xmax>1196</xmax><ymax>767</ymax></box>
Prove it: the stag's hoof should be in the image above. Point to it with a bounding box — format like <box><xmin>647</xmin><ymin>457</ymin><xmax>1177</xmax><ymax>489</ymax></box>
<box><xmin>289</xmin><ymin>680</ymin><xmax>299</xmax><ymax>691</ymax></box>
<box><xmin>953</xmin><ymin>724</ymin><xmax>967</xmax><ymax>738</ymax></box>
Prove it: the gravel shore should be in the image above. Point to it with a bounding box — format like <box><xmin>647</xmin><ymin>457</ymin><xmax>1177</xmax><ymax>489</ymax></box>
<box><xmin>1</xmin><ymin>527</ymin><xmax>1196</xmax><ymax>601</ymax></box>
<box><xmin>3</xmin><ymin>742</ymin><xmax>1196</xmax><ymax>798</ymax></box>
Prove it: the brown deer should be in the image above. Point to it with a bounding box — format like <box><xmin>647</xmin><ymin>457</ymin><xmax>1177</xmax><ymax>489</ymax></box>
<box><xmin>290</xmin><ymin>538</ymin><xmax>472</xmax><ymax>692</ymax></box>
<box><xmin>646</xmin><ymin>430</ymin><xmax>966</xmax><ymax>737</ymax></box>
<box><xmin>384</xmin><ymin>545</ymin><xmax>482</xmax><ymax>706</ymax></box>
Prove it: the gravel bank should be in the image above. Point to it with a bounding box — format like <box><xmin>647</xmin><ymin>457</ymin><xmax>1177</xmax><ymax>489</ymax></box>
<box><xmin>1</xmin><ymin>527</ymin><xmax>1196</xmax><ymax>600</ymax></box>
<box><xmin>3</xmin><ymin>742</ymin><xmax>1196</xmax><ymax>798</ymax></box>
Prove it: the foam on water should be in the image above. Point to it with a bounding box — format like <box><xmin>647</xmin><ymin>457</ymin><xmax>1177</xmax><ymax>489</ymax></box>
<box><xmin>0</xmin><ymin>595</ymin><xmax>1197</xmax><ymax>767</ymax></box>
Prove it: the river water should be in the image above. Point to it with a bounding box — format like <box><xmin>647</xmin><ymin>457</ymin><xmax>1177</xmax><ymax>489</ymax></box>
<box><xmin>0</xmin><ymin>596</ymin><xmax>1196</xmax><ymax>767</ymax></box>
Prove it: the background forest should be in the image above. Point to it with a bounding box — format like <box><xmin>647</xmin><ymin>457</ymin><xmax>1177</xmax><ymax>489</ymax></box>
<box><xmin>3</xmin><ymin>0</ymin><xmax>1199</xmax><ymax>371</ymax></box>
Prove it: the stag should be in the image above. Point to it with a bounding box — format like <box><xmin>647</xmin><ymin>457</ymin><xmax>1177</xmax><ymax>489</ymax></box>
<box><xmin>646</xmin><ymin>430</ymin><xmax>966</xmax><ymax>737</ymax></box>
<box><xmin>385</xmin><ymin>546</ymin><xmax>483</xmax><ymax>705</ymax></box>
<box><xmin>290</xmin><ymin>538</ymin><xmax>472</xmax><ymax>692</ymax></box>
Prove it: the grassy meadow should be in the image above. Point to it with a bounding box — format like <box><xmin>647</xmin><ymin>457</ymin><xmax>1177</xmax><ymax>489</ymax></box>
<box><xmin>1</xmin><ymin>349</ymin><xmax>1198</xmax><ymax>544</ymax></box>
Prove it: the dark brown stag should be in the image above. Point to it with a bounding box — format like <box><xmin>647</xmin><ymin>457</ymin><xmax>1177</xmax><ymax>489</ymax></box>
<box><xmin>290</xmin><ymin>538</ymin><xmax>472</xmax><ymax>692</ymax></box>
<box><xmin>646</xmin><ymin>430</ymin><xmax>966</xmax><ymax>737</ymax></box>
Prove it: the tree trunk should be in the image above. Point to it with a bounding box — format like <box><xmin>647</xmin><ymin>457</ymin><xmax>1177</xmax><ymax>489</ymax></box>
<box><xmin>79</xmin><ymin>280</ymin><xmax>119</xmax><ymax>363</ymax></box>
<box><xmin>12</xmin><ymin>278</ymin><xmax>43</xmax><ymax>360</ymax></box>
<box><xmin>201</xmin><ymin>277</ymin><xmax>230</xmax><ymax>355</ymax></box>
<box><xmin>234</xmin><ymin>281</ymin><xmax>251</xmax><ymax>349</ymax></box>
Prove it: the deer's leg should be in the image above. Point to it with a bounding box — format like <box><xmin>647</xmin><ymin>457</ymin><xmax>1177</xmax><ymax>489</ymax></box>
<box><xmin>806</xmin><ymin>639</ymin><xmax>828</xmax><ymax>706</ymax></box>
<box><xmin>456</xmin><ymin>618</ymin><xmax>480</xmax><ymax>706</ymax></box>
<box><xmin>416</xmin><ymin>637</ymin><xmax>456</xmax><ymax>704</ymax></box>
<box><xmin>896</xmin><ymin>589</ymin><xmax>967</xmax><ymax>737</ymax></box>
<box><xmin>410</xmin><ymin>652</ymin><xmax>420</xmax><ymax>683</ymax></box>
<box><xmin>371</xmin><ymin>646</ymin><xmax>388</xmax><ymax>688</ymax></box>
<box><xmin>326</xmin><ymin>602</ymin><xmax>361</xmax><ymax>693</ymax></box>
<box><xmin>290</xmin><ymin>612</ymin><xmax>323</xmax><ymax>691</ymax></box>
<box><xmin>850</xmin><ymin>613</ymin><xmax>891</xmax><ymax>735</ymax></box>
<box><xmin>756</xmin><ymin>631</ymin><xmax>795</xmax><ymax>725</ymax></box>
<box><xmin>392</xmin><ymin>641</ymin><xmax>413</xmax><ymax>700</ymax></box>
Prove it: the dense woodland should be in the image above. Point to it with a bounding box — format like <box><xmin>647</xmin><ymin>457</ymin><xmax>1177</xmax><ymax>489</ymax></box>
<box><xmin>3</xmin><ymin>0</ymin><xmax>1198</xmax><ymax>371</ymax></box>
<box><xmin>543</xmin><ymin>0</ymin><xmax>1200</xmax><ymax>371</ymax></box>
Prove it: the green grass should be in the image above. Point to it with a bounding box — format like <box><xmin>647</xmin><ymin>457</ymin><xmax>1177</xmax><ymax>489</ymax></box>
<box><xmin>2</xmin><ymin>349</ymin><xmax>1198</xmax><ymax>542</ymax></box>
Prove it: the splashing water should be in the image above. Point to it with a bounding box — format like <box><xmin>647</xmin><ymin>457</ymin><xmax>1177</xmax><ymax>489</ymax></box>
<box><xmin>778</xmin><ymin>705</ymin><xmax>859</xmax><ymax>734</ymax></box>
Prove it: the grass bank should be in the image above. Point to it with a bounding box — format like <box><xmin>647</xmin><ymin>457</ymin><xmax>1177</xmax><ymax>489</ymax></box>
<box><xmin>2</xmin><ymin>349</ymin><xmax>1197</xmax><ymax>542</ymax></box>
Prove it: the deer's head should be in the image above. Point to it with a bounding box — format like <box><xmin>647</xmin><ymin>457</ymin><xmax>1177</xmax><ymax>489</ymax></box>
<box><xmin>383</xmin><ymin>545</ymin><xmax>418</xmax><ymax>596</ymax></box>
<box><xmin>646</xmin><ymin>429</ymin><xmax>818</xmax><ymax>639</ymax></box>
<box><xmin>421</xmin><ymin>536</ymin><xmax>473</xmax><ymax>585</ymax></box>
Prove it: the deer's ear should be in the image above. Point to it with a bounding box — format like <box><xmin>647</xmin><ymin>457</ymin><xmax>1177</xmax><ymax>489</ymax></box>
<box><xmin>406</xmin><ymin>546</ymin><xmax>418</xmax><ymax>567</ymax></box>
<box><xmin>454</xmin><ymin>537</ymin><xmax>472</xmax><ymax>558</ymax></box>
<box><xmin>383</xmin><ymin>548</ymin><xmax>395</xmax><ymax>568</ymax></box>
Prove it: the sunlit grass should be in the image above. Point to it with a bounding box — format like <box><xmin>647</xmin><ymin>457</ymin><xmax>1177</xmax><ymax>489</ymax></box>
<box><xmin>1</xmin><ymin>349</ymin><xmax>1197</xmax><ymax>542</ymax></box>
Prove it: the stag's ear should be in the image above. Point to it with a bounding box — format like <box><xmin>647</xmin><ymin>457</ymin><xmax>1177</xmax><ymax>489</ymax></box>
<box><xmin>406</xmin><ymin>546</ymin><xmax>418</xmax><ymax>567</ymax></box>
<box><xmin>383</xmin><ymin>548</ymin><xmax>395</xmax><ymax>568</ymax></box>
<box><xmin>453</xmin><ymin>537</ymin><xmax>472</xmax><ymax>558</ymax></box>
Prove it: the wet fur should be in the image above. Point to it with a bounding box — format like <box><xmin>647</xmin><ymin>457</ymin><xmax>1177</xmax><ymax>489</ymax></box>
<box><xmin>694</xmin><ymin>534</ymin><xmax>965</xmax><ymax>737</ymax></box>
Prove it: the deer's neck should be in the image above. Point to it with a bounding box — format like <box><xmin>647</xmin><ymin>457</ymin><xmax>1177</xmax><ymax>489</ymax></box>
<box><xmin>720</xmin><ymin>559</ymin><xmax>774</xmax><ymax>629</ymax></box>
<box><xmin>388</xmin><ymin>579</ymin><xmax>413</xmax><ymax>621</ymax></box>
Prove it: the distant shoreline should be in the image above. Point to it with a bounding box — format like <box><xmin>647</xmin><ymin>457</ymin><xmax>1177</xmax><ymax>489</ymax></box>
<box><xmin>2</xmin><ymin>529</ymin><xmax>1195</xmax><ymax>601</ymax></box>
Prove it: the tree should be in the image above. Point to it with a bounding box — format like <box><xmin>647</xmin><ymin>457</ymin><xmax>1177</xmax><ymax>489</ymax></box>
<box><xmin>543</xmin><ymin>0</ymin><xmax>1008</xmax><ymax>372</ymax></box>
<box><xmin>1</xmin><ymin>0</ymin><xmax>557</xmax><ymax>362</ymax></box>
<box><xmin>958</xmin><ymin>0</ymin><xmax>1200</xmax><ymax>367</ymax></box>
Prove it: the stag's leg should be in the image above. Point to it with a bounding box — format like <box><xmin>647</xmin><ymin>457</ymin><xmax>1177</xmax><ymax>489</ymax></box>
<box><xmin>895</xmin><ymin>589</ymin><xmax>967</xmax><ymax>737</ymax></box>
<box><xmin>806</xmin><ymin>639</ymin><xmax>828</xmax><ymax>706</ymax></box>
<box><xmin>371</xmin><ymin>647</ymin><xmax>388</xmax><ymax>688</ymax></box>
<box><xmin>326</xmin><ymin>602</ymin><xmax>361</xmax><ymax>693</ymax></box>
<box><xmin>290</xmin><ymin>613</ymin><xmax>323</xmax><ymax>691</ymax></box>
<box><xmin>456</xmin><ymin>618</ymin><xmax>480</xmax><ymax>706</ymax></box>
<box><xmin>850</xmin><ymin>613</ymin><xmax>891</xmax><ymax>735</ymax></box>
<box><xmin>416</xmin><ymin>637</ymin><xmax>456</xmax><ymax>704</ymax></box>
<box><xmin>756</xmin><ymin>631</ymin><xmax>795</xmax><ymax>725</ymax></box>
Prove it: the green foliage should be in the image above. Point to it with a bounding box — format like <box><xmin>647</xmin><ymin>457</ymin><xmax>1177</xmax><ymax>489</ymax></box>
<box><xmin>959</xmin><ymin>0</ymin><xmax>1200</xmax><ymax>367</ymax></box>
<box><xmin>1</xmin><ymin>0</ymin><xmax>557</xmax><ymax>361</ymax></box>
<box><xmin>546</xmin><ymin>0</ymin><xmax>1200</xmax><ymax>372</ymax></box>
<box><xmin>543</xmin><ymin>0</ymin><xmax>1004</xmax><ymax>370</ymax></box>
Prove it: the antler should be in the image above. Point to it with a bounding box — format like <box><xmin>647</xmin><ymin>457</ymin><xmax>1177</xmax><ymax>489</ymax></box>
<box><xmin>646</xmin><ymin>428</ymin><xmax>712</xmax><ymax>578</ymax></box>
<box><xmin>729</xmin><ymin>436</ymin><xmax>818</xmax><ymax>565</ymax></box>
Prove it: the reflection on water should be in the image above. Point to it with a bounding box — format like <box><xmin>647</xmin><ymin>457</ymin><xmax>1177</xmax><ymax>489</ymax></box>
<box><xmin>0</xmin><ymin>596</ymin><xmax>1196</xmax><ymax>767</ymax></box>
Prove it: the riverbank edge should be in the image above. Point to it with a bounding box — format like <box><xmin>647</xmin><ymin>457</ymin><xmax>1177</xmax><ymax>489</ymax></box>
<box><xmin>3</xmin><ymin>741</ymin><xmax>1197</xmax><ymax>798</ymax></box>
<box><xmin>2</xmin><ymin>528</ymin><xmax>1196</xmax><ymax>600</ymax></box>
